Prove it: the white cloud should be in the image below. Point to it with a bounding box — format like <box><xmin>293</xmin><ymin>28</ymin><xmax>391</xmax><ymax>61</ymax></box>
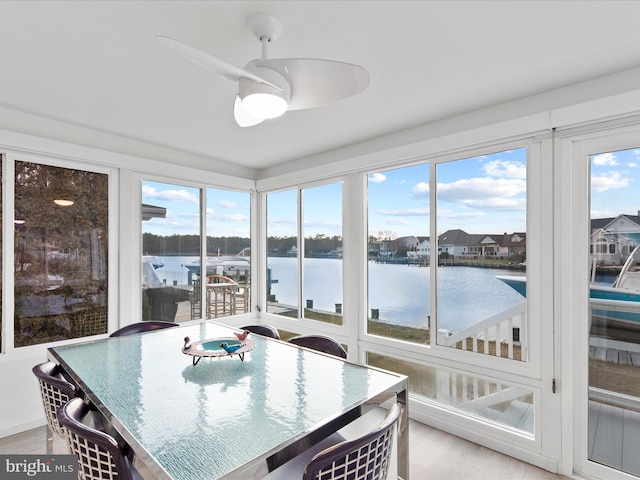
<box><xmin>142</xmin><ymin>185</ymin><xmax>198</xmax><ymax>204</ymax></box>
<box><xmin>377</xmin><ymin>208</ymin><xmax>429</xmax><ymax>217</ymax></box>
<box><xmin>437</xmin><ymin>210</ymin><xmax>486</xmax><ymax>220</ymax></box>
<box><xmin>591</xmin><ymin>171</ymin><xmax>630</xmax><ymax>192</ymax></box>
<box><xmin>629</xmin><ymin>162</ymin><xmax>637</xmax><ymax>168</ymax></box>
<box><xmin>463</xmin><ymin>197</ymin><xmax>526</xmax><ymax>209</ymax></box>
<box><xmin>303</xmin><ymin>219</ymin><xmax>342</xmax><ymax>229</ymax></box>
<box><xmin>218</xmin><ymin>200</ymin><xmax>238</xmax><ymax>208</ymax></box>
<box><xmin>592</xmin><ymin>152</ymin><xmax>618</xmax><ymax>166</ymax></box>
<box><xmin>386</xmin><ymin>218</ymin><xmax>410</xmax><ymax>226</ymax></box>
<box><xmin>411</xmin><ymin>182</ymin><xmax>429</xmax><ymax>196</ymax></box>
<box><xmin>437</xmin><ymin>177</ymin><xmax>526</xmax><ymax>210</ymax></box>
<box><xmin>369</xmin><ymin>173</ymin><xmax>387</xmax><ymax>183</ymax></box>
<box><xmin>483</xmin><ymin>160</ymin><xmax>526</xmax><ymax>179</ymax></box>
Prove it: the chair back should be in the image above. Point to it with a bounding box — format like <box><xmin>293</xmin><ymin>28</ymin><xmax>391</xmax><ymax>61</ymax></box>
<box><xmin>32</xmin><ymin>362</ymin><xmax>79</xmax><ymax>438</ymax></box>
<box><xmin>288</xmin><ymin>335</ymin><xmax>347</xmax><ymax>359</ymax></box>
<box><xmin>303</xmin><ymin>403</ymin><xmax>401</xmax><ymax>480</ymax></box>
<box><xmin>110</xmin><ymin>320</ymin><xmax>177</xmax><ymax>337</ymax></box>
<box><xmin>241</xmin><ymin>324</ymin><xmax>281</xmax><ymax>339</ymax></box>
<box><xmin>207</xmin><ymin>274</ymin><xmax>238</xmax><ymax>284</ymax></box>
<box><xmin>58</xmin><ymin>397</ymin><xmax>140</xmax><ymax>480</ymax></box>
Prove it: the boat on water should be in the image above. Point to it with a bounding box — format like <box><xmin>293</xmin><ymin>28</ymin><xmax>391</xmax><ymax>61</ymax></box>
<box><xmin>143</xmin><ymin>255</ymin><xmax>165</xmax><ymax>269</ymax></box>
<box><xmin>183</xmin><ymin>247</ymin><xmax>250</xmax><ymax>283</ymax></box>
<box><xmin>497</xmin><ymin>245</ymin><xmax>640</xmax><ymax>324</ymax></box>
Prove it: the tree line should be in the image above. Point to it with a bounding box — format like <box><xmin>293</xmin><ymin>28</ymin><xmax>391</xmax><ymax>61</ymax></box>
<box><xmin>143</xmin><ymin>233</ymin><xmax>353</xmax><ymax>256</ymax></box>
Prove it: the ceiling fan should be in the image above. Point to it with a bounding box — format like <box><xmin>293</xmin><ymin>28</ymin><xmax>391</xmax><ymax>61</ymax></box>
<box><xmin>157</xmin><ymin>14</ymin><xmax>370</xmax><ymax>127</ymax></box>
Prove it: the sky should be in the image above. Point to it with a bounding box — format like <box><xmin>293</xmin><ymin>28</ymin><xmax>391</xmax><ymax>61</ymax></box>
<box><xmin>142</xmin><ymin>183</ymin><xmax>251</xmax><ymax>238</ymax></box>
<box><xmin>140</xmin><ymin>145</ymin><xmax>638</xmax><ymax>241</ymax></box>
<box><xmin>369</xmin><ymin>147</ymin><xmax>527</xmax><ymax>238</ymax></box>
<box><xmin>590</xmin><ymin>147</ymin><xmax>640</xmax><ymax>220</ymax></box>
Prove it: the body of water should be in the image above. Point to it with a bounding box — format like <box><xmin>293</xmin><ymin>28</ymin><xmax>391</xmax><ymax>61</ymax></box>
<box><xmin>149</xmin><ymin>256</ymin><xmax>524</xmax><ymax>332</ymax></box>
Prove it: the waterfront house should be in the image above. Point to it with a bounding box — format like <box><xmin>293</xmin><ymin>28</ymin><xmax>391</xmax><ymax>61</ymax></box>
<box><xmin>438</xmin><ymin>229</ymin><xmax>477</xmax><ymax>258</ymax></box>
<box><xmin>3</xmin><ymin>2</ymin><xmax>640</xmax><ymax>480</ymax></box>
<box><xmin>416</xmin><ymin>236</ymin><xmax>430</xmax><ymax>259</ymax></box>
<box><xmin>591</xmin><ymin>213</ymin><xmax>640</xmax><ymax>265</ymax></box>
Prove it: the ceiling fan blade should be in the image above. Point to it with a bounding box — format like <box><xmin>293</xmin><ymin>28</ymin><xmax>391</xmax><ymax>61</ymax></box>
<box><xmin>156</xmin><ymin>35</ymin><xmax>279</xmax><ymax>88</ymax></box>
<box><xmin>258</xmin><ymin>58</ymin><xmax>370</xmax><ymax>110</ymax></box>
<box><xmin>233</xmin><ymin>94</ymin><xmax>264</xmax><ymax>127</ymax></box>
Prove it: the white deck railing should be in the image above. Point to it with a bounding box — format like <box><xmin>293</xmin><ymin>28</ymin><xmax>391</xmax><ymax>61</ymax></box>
<box><xmin>431</xmin><ymin>300</ymin><xmax>531</xmax><ymax>430</ymax></box>
<box><xmin>437</xmin><ymin>299</ymin><xmax>527</xmax><ymax>361</ymax></box>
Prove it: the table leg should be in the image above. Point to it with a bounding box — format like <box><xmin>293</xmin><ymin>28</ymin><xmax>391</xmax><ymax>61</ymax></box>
<box><xmin>397</xmin><ymin>387</ymin><xmax>409</xmax><ymax>480</ymax></box>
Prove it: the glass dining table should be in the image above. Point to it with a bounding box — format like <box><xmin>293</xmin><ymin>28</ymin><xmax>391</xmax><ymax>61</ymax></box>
<box><xmin>48</xmin><ymin>321</ymin><xmax>408</xmax><ymax>480</ymax></box>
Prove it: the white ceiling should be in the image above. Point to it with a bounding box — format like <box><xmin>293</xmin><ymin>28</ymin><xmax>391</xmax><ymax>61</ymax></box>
<box><xmin>2</xmin><ymin>1</ymin><xmax>640</xmax><ymax>174</ymax></box>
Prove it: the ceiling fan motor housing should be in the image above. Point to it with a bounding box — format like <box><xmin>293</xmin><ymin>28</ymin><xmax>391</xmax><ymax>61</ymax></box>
<box><xmin>239</xmin><ymin>62</ymin><xmax>291</xmax><ymax>118</ymax></box>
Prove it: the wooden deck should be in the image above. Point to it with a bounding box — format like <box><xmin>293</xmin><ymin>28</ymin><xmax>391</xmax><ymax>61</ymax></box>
<box><xmin>589</xmin><ymin>400</ymin><xmax>640</xmax><ymax>476</ymax></box>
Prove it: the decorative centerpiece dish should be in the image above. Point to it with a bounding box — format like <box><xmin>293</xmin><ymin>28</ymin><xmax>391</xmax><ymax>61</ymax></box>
<box><xmin>182</xmin><ymin>334</ymin><xmax>256</xmax><ymax>365</ymax></box>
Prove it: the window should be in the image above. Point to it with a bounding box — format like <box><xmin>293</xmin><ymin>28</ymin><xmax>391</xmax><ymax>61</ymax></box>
<box><xmin>141</xmin><ymin>181</ymin><xmax>199</xmax><ymax>322</ymax></box>
<box><xmin>206</xmin><ymin>187</ymin><xmax>251</xmax><ymax>316</ymax></box>
<box><xmin>367</xmin><ymin>164</ymin><xmax>429</xmax><ymax>343</ymax></box>
<box><xmin>266</xmin><ymin>182</ymin><xmax>343</xmax><ymax>324</ymax></box>
<box><xmin>367</xmin><ymin>352</ymin><xmax>534</xmax><ymax>434</ymax></box>
<box><xmin>14</xmin><ymin>161</ymin><xmax>108</xmax><ymax>346</ymax></box>
<box><xmin>303</xmin><ymin>183</ymin><xmax>343</xmax><ymax>324</ymax></box>
<box><xmin>435</xmin><ymin>148</ymin><xmax>527</xmax><ymax>361</ymax></box>
<box><xmin>141</xmin><ymin>182</ymin><xmax>251</xmax><ymax>321</ymax></box>
<box><xmin>266</xmin><ymin>189</ymin><xmax>298</xmax><ymax>316</ymax></box>
<box><xmin>587</xmin><ymin>146</ymin><xmax>640</xmax><ymax>476</ymax></box>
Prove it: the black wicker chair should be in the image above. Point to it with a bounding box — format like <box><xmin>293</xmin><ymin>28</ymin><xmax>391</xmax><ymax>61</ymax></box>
<box><xmin>265</xmin><ymin>404</ymin><xmax>400</xmax><ymax>480</ymax></box>
<box><xmin>110</xmin><ymin>320</ymin><xmax>178</xmax><ymax>337</ymax></box>
<box><xmin>58</xmin><ymin>397</ymin><xmax>142</xmax><ymax>480</ymax></box>
<box><xmin>303</xmin><ymin>403</ymin><xmax>400</xmax><ymax>480</ymax></box>
<box><xmin>32</xmin><ymin>361</ymin><xmax>80</xmax><ymax>452</ymax></box>
<box><xmin>241</xmin><ymin>324</ymin><xmax>281</xmax><ymax>340</ymax></box>
<box><xmin>288</xmin><ymin>334</ymin><xmax>347</xmax><ymax>359</ymax></box>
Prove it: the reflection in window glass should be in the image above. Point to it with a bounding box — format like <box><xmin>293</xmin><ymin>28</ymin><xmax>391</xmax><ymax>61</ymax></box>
<box><xmin>367</xmin><ymin>352</ymin><xmax>533</xmax><ymax>434</ymax></box>
<box><xmin>141</xmin><ymin>181</ymin><xmax>199</xmax><ymax>322</ymax></box>
<box><xmin>206</xmin><ymin>188</ymin><xmax>251</xmax><ymax>317</ymax></box>
<box><xmin>266</xmin><ymin>190</ymin><xmax>298</xmax><ymax>316</ymax></box>
<box><xmin>14</xmin><ymin>162</ymin><xmax>108</xmax><ymax>346</ymax></box>
<box><xmin>588</xmin><ymin>147</ymin><xmax>640</xmax><ymax>476</ymax></box>
<box><xmin>435</xmin><ymin>148</ymin><xmax>527</xmax><ymax>361</ymax></box>
<box><xmin>367</xmin><ymin>164</ymin><xmax>429</xmax><ymax>343</ymax></box>
<box><xmin>303</xmin><ymin>183</ymin><xmax>343</xmax><ymax>324</ymax></box>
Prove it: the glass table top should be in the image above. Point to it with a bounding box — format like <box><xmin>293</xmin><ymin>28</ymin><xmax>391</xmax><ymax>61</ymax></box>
<box><xmin>50</xmin><ymin>322</ymin><xmax>406</xmax><ymax>480</ymax></box>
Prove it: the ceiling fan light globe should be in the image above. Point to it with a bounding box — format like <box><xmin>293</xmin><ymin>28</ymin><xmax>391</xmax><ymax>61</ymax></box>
<box><xmin>242</xmin><ymin>93</ymin><xmax>288</xmax><ymax>119</ymax></box>
<box><xmin>238</xmin><ymin>62</ymin><xmax>291</xmax><ymax>119</ymax></box>
<box><xmin>234</xmin><ymin>95</ymin><xmax>264</xmax><ymax>127</ymax></box>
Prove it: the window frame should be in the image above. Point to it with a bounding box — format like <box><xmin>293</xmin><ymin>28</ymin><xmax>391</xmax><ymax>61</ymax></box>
<box><xmin>3</xmin><ymin>151</ymin><xmax>118</xmax><ymax>353</ymax></box>
<box><xmin>260</xmin><ymin>177</ymin><xmax>351</xmax><ymax>342</ymax></box>
<box><xmin>356</xmin><ymin>139</ymin><xmax>544</xmax><ymax>382</ymax></box>
<box><xmin>129</xmin><ymin>172</ymin><xmax>254</xmax><ymax>327</ymax></box>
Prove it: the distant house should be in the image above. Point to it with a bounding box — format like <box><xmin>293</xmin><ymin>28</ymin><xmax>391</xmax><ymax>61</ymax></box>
<box><xmin>438</xmin><ymin>229</ymin><xmax>476</xmax><ymax>257</ymax></box>
<box><xmin>591</xmin><ymin>212</ymin><xmax>640</xmax><ymax>265</ymax></box>
<box><xmin>499</xmin><ymin>232</ymin><xmax>527</xmax><ymax>258</ymax></box>
<box><xmin>381</xmin><ymin>235</ymin><xmax>418</xmax><ymax>258</ymax></box>
<box><xmin>435</xmin><ymin>229</ymin><xmax>526</xmax><ymax>260</ymax></box>
<box><xmin>415</xmin><ymin>236</ymin><xmax>430</xmax><ymax>259</ymax></box>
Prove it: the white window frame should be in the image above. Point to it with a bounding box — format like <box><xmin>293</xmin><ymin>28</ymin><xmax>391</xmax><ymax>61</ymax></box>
<box><xmin>561</xmin><ymin>122</ymin><xmax>640</xmax><ymax>480</ymax></box>
<box><xmin>2</xmin><ymin>150</ymin><xmax>118</xmax><ymax>353</ymax></box>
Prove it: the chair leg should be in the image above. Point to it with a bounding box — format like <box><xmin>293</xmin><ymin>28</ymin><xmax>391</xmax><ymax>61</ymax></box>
<box><xmin>46</xmin><ymin>424</ymin><xmax>54</xmax><ymax>455</ymax></box>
